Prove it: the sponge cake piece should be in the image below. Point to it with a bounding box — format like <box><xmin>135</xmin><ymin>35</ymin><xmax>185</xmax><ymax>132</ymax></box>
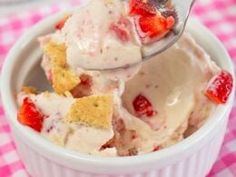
<box><xmin>66</xmin><ymin>95</ymin><xmax>113</xmax><ymax>129</ymax></box>
<box><xmin>43</xmin><ymin>42</ymin><xmax>80</xmax><ymax>94</ymax></box>
<box><xmin>52</xmin><ymin>65</ymin><xmax>80</xmax><ymax>95</ymax></box>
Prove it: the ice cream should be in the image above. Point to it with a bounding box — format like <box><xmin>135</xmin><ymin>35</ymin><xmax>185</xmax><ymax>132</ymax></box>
<box><xmin>18</xmin><ymin>90</ymin><xmax>118</xmax><ymax>156</ymax></box>
<box><xmin>121</xmin><ymin>33</ymin><xmax>220</xmax><ymax>153</ymax></box>
<box><xmin>42</xmin><ymin>0</ymin><xmax>142</xmax><ymax>72</ymax></box>
<box><xmin>17</xmin><ymin>0</ymin><xmax>233</xmax><ymax>157</ymax></box>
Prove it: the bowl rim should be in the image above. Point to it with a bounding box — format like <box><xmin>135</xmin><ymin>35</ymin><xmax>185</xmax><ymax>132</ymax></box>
<box><xmin>1</xmin><ymin>9</ymin><xmax>235</xmax><ymax>173</ymax></box>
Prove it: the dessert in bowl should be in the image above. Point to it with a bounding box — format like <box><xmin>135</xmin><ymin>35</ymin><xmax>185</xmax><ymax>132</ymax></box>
<box><xmin>1</xmin><ymin>0</ymin><xmax>235</xmax><ymax>177</ymax></box>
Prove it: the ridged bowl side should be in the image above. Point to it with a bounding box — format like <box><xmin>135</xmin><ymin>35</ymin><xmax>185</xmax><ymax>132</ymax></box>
<box><xmin>12</xmin><ymin>114</ymin><xmax>227</xmax><ymax>177</ymax></box>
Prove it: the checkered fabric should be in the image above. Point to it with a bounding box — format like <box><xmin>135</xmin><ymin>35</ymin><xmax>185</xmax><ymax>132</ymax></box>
<box><xmin>0</xmin><ymin>0</ymin><xmax>235</xmax><ymax>176</ymax></box>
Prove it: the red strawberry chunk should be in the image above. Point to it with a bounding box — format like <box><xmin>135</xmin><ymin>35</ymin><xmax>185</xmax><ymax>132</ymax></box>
<box><xmin>133</xmin><ymin>94</ymin><xmax>157</xmax><ymax>117</ymax></box>
<box><xmin>139</xmin><ymin>14</ymin><xmax>175</xmax><ymax>39</ymax></box>
<box><xmin>153</xmin><ymin>145</ymin><xmax>160</xmax><ymax>152</ymax></box>
<box><xmin>129</xmin><ymin>0</ymin><xmax>176</xmax><ymax>43</ymax></box>
<box><xmin>18</xmin><ymin>97</ymin><xmax>44</xmax><ymax>132</ymax></box>
<box><xmin>110</xmin><ymin>23</ymin><xmax>130</xmax><ymax>42</ymax></box>
<box><xmin>70</xmin><ymin>74</ymin><xmax>92</xmax><ymax>98</ymax></box>
<box><xmin>55</xmin><ymin>15</ymin><xmax>70</xmax><ymax>30</ymax></box>
<box><xmin>80</xmin><ymin>74</ymin><xmax>92</xmax><ymax>86</ymax></box>
<box><xmin>166</xmin><ymin>16</ymin><xmax>175</xmax><ymax>29</ymax></box>
<box><xmin>205</xmin><ymin>70</ymin><xmax>233</xmax><ymax>104</ymax></box>
<box><xmin>129</xmin><ymin>0</ymin><xmax>156</xmax><ymax>16</ymax></box>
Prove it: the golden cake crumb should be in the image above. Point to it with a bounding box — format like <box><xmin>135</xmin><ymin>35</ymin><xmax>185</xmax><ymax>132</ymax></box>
<box><xmin>43</xmin><ymin>42</ymin><xmax>80</xmax><ymax>94</ymax></box>
<box><xmin>47</xmin><ymin>134</ymin><xmax>65</xmax><ymax>146</ymax></box>
<box><xmin>43</xmin><ymin>42</ymin><xmax>67</xmax><ymax>67</ymax></box>
<box><xmin>21</xmin><ymin>86</ymin><xmax>37</xmax><ymax>94</ymax></box>
<box><xmin>52</xmin><ymin>66</ymin><xmax>80</xmax><ymax>94</ymax></box>
<box><xmin>66</xmin><ymin>95</ymin><xmax>113</xmax><ymax>129</ymax></box>
<box><xmin>104</xmin><ymin>0</ymin><xmax>114</xmax><ymax>4</ymax></box>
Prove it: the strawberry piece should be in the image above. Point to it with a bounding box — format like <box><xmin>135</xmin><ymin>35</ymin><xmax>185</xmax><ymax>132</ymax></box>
<box><xmin>110</xmin><ymin>23</ymin><xmax>130</xmax><ymax>42</ymax></box>
<box><xmin>166</xmin><ymin>16</ymin><xmax>175</xmax><ymax>29</ymax></box>
<box><xmin>153</xmin><ymin>145</ymin><xmax>160</xmax><ymax>152</ymax></box>
<box><xmin>55</xmin><ymin>16</ymin><xmax>69</xmax><ymax>30</ymax></box>
<box><xmin>80</xmin><ymin>74</ymin><xmax>92</xmax><ymax>86</ymax></box>
<box><xmin>133</xmin><ymin>94</ymin><xmax>157</xmax><ymax>117</ymax></box>
<box><xmin>129</xmin><ymin>0</ymin><xmax>156</xmax><ymax>16</ymax></box>
<box><xmin>18</xmin><ymin>97</ymin><xmax>44</xmax><ymax>132</ymax></box>
<box><xmin>138</xmin><ymin>14</ymin><xmax>175</xmax><ymax>39</ymax></box>
<box><xmin>70</xmin><ymin>74</ymin><xmax>92</xmax><ymax>98</ymax></box>
<box><xmin>205</xmin><ymin>70</ymin><xmax>233</xmax><ymax>104</ymax></box>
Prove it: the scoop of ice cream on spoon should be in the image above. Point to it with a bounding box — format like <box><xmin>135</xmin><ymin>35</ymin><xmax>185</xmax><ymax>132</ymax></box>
<box><xmin>55</xmin><ymin>0</ymin><xmax>194</xmax><ymax>71</ymax></box>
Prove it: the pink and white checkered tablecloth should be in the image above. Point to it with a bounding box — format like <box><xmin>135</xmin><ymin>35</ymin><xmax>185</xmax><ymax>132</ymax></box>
<box><xmin>0</xmin><ymin>0</ymin><xmax>236</xmax><ymax>176</ymax></box>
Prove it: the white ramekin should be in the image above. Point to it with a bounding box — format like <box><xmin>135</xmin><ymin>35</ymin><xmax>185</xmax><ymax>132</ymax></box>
<box><xmin>1</xmin><ymin>10</ymin><xmax>235</xmax><ymax>177</ymax></box>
